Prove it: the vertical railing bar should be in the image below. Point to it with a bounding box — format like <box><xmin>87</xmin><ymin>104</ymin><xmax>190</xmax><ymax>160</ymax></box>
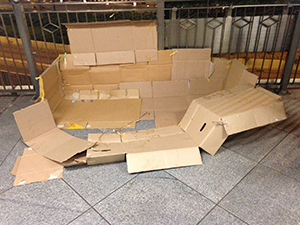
<box><xmin>193</xmin><ymin>8</ymin><xmax>199</xmax><ymax>47</ymax></box>
<box><xmin>76</xmin><ymin>12</ymin><xmax>79</xmax><ymax>22</ymax></box>
<box><xmin>218</xmin><ymin>8</ymin><xmax>227</xmax><ymax>57</ymax></box>
<box><xmin>267</xmin><ymin>9</ymin><xmax>282</xmax><ymax>85</ymax></box>
<box><xmin>244</xmin><ymin>7</ymin><xmax>255</xmax><ymax>64</ymax></box>
<box><xmin>0</xmin><ymin>14</ymin><xmax>20</xmax><ymax>91</ymax></box>
<box><xmin>38</xmin><ymin>12</ymin><xmax>51</xmax><ymax>64</ymax></box>
<box><xmin>260</xmin><ymin>26</ymin><xmax>271</xmax><ymax>84</ymax></box>
<box><xmin>292</xmin><ymin>58</ymin><xmax>299</xmax><ymax>83</ymax></box>
<box><xmin>276</xmin><ymin>6</ymin><xmax>293</xmax><ymax>84</ymax></box>
<box><xmin>57</xmin><ymin>12</ymin><xmax>66</xmax><ymax>53</ymax></box>
<box><xmin>28</xmin><ymin>13</ymin><xmax>44</xmax><ymax>72</ymax></box>
<box><xmin>85</xmin><ymin>12</ymin><xmax>88</xmax><ymax>22</ymax></box>
<box><xmin>9</xmin><ymin>13</ymin><xmax>29</xmax><ymax>90</ymax></box>
<box><xmin>48</xmin><ymin>12</ymin><xmax>58</xmax><ymax>57</ymax></box>
<box><xmin>0</xmin><ymin>39</ymin><xmax>12</xmax><ymax>90</ymax></box>
<box><xmin>228</xmin><ymin>7</ymin><xmax>236</xmax><ymax>60</ymax></box>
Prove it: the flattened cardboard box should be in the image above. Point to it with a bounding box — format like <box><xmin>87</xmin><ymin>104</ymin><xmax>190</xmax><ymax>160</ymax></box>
<box><xmin>87</xmin><ymin>125</ymin><xmax>202</xmax><ymax>173</ymax></box>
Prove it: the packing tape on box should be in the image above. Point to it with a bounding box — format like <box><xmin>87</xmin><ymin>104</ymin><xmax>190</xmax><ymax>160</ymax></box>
<box><xmin>55</xmin><ymin>52</ymin><xmax>67</xmax><ymax>74</ymax></box>
<box><xmin>147</xmin><ymin>22</ymin><xmax>154</xmax><ymax>29</ymax></box>
<box><xmin>35</xmin><ymin>77</ymin><xmax>45</xmax><ymax>102</ymax></box>
<box><xmin>109</xmin><ymin>13</ymin><xmax>115</xmax><ymax>18</ymax></box>
<box><xmin>169</xmin><ymin>50</ymin><xmax>179</xmax><ymax>57</ymax></box>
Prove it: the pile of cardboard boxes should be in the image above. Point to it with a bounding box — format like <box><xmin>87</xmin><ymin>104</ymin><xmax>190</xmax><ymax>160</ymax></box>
<box><xmin>11</xmin><ymin>21</ymin><xmax>287</xmax><ymax>186</ymax></box>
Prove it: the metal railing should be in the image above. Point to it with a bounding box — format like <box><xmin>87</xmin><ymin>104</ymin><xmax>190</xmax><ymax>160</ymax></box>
<box><xmin>1</xmin><ymin>0</ymin><xmax>300</xmax><ymax>95</ymax></box>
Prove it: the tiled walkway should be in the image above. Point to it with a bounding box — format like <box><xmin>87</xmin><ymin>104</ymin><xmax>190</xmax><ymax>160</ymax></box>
<box><xmin>0</xmin><ymin>89</ymin><xmax>300</xmax><ymax>225</ymax></box>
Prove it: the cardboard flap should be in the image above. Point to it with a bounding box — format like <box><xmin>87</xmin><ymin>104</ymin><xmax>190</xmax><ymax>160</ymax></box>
<box><xmin>14</xmin><ymin>101</ymin><xmax>94</xmax><ymax>163</ymax></box>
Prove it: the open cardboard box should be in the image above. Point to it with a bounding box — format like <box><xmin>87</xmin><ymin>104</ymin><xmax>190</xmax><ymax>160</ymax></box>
<box><xmin>12</xmin><ymin>20</ymin><xmax>287</xmax><ymax>178</ymax></box>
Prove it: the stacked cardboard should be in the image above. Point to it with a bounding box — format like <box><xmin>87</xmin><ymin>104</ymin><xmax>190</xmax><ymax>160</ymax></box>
<box><xmin>11</xmin><ymin>21</ymin><xmax>287</xmax><ymax>186</ymax></box>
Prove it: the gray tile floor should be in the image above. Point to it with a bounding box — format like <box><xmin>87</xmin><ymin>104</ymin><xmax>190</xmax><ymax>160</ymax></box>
<box><xmin>0</xmin><ymin>90</ymin><xmax>300</xmax><ymax>225</ymax></box>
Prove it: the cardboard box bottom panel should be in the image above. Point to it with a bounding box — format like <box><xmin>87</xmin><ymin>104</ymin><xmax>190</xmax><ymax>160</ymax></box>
<box><xmin>53</xmin><ymin>98</ymin><xmax>142</xmax><ymax>129</ymax></box>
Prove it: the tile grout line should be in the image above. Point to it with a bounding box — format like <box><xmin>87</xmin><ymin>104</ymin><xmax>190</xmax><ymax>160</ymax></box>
<box><xmin>91</xmin><ymin>173</ymin><xmax>140</xmax><ymax>207</ymax></box>
<box><xmin>62</xmin><ymin>178</ymin><xmax>111</xmax><ymax>225</ymax></box>
<box><xmin>212</xmin><ymin>130</ymin><xmax>292</xmax><ymax>214</ymax></box>
<box><xmin>163</xmin><ymin>170</ymin><xmax>218</xmax><ymax>203</ymax></box>
<box><xmin>162</xmin><ymin>170</ymin><xmax>251</xmax><ymax>224</ymax></box>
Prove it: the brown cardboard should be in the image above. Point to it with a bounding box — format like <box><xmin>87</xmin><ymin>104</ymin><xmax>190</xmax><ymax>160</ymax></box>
<box><xmin>119</xmin><ymin>82</ymin><xmax>153</xmax><ymax>98</ymax></box>
<box><xmin>189</xmin><ymin>77</ymin><xmax>225</xmax><ymax>95</ymax></box>
<box><xmin>11</xmin><ymin>148</ymin><xmax>63</xmax><ymax>186</ymax></box>
<box><xmin>13</xmin><ymin>101</ymin><xmax>95</xmax><ymax>163</ymax></box>
<box><xmin>152</xmin><ymin>80</ymin><xmax>189</xmax><ymax>98</ymax></box>
<box><xmin>52</xmin><ymin>98</ymin><xmax>142</xmax><ymax>129</ymax></box>
<box><xmin>73</xmin><ymin>53</ymin><xmax>96</xmax><ymax>66</ymax></box>
<box><xmin>64</xmin><ymin>21</ymin><xmax>157</xmax><ymax>66</ymax></box>
<box><xmin>154</xmin><ymin>110</ymin><xmax>186</xmax><ymax>128</ymax></box>
<box><xmin>171</xmin><ymin>48</ymin><xmax>212</xmax><ymax>80</ymax></box>
<box><xmin>224</xmin><ymin>59</ymin><xmax>258</xmax><ymax>90</ymax></box>
<box><xmin>96</xmin><ymin>51</ymin><xmax>135</xmax><ymax>65</ymax></box>
<box><xmin>87</xmin><ymin>125</ymin><xmax>202</xmax><ymax>173</ymax></box>
<box><xmin>179</xmin><ymin>84</ymin><xmax>287</xmax><ymax>155</ymax></box>
<box><xmin>89</xmin><ymin>65</ymin><xmax>121</xmax><ymax>84</ymax></box>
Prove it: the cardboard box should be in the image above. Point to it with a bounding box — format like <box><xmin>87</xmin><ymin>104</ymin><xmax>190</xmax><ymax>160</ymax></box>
<box><xmin>179</xmin><ymin>83</ymin><xmax>287</xmax><ymax>155</ymax></box>
<box><xmin>87</xmin><ymin>125</ymin><xmax>202</xmax><ymax>173</ymax></box>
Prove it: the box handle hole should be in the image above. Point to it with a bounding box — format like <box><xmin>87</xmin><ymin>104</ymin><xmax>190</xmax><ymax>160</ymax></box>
<box><xmin>200</xmin><ymin>123</ymin><xmax>206</xmax><ymax>132</ymax></box>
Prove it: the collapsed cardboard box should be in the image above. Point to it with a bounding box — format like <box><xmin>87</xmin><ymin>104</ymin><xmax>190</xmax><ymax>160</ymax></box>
<box><xmin>12</xmin><ymin>20</ymin><xmax>287</xmax><ymax>180</ymax></box>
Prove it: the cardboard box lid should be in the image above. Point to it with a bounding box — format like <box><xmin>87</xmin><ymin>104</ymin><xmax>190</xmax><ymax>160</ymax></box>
<box><xmin>13</xmin><ymin>101</ymin><xmax>95</xmax><ymax>163</ymax></box>
<box><xmin>11</xmin><ymin>148</ymin><xmax>63</xmax><ymax>186</ymax></box>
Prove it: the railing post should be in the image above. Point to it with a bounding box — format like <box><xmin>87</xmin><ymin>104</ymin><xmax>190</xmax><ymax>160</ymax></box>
<box><xmin>280</xmin><ymin>8</ymin><xmax>300</xmax><ymax>94</ymax></box>
<box><xmin>157</xmin><ymin>0</ymin><xmax>165</xmax><ymax>50</ymax></box>
<box><xmin>10</xmin><ymin>0</ymin><xmax>39</xmax><ymax>99</ymax></box>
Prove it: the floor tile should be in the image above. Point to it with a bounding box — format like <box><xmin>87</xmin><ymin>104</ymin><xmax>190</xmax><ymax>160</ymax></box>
<box><xmin>223</xmin><ymin>125</ymin><xmax>288</xmax><ymax>162</ymax></box>
<box><xmin>94</xmin><ymin>170</ymin><xmax>215</xmax><ymax>225</ymax></box>
<box><xmin>0</xmin><ymin>179</ymin><xmax>90</xmax><ymax>225</ymax></box>
<box><xmin>69</xmin><ymin>208</ymin><xmax>109</xmax><ymax>225</ymax></box>
<box><xmin>261</xmin><ymin>133</ymin><xmax>300</xmax><ymax>182</ymax></box>
<box><xmin>220</xmin><ymin>164</ymin><xmax>300</xmax><ymax>225</ymax></box>
<box><xmin>0</xmin><ymin>140</ymin><xmax>27</xmax><ymax>194</ymax></box>
<box><xmin>166</xmin><ymin>148</ymin><xmax>256</xmax><ymax>203</ymax></box>
<box><xmin>0</xmin><ymin>123</ymin><xmax>21</xmax><ymax>163</ymax></box>
<box><xmin>62</xmin><ymin>129</ymin><xmax>105</xmax><ymax>140</ymax></box>
<box><xmin>63</xmin><ymin>162</ymin><xmax>136</xmax><ymax>205</ymax></box>
<box><xmin>199</xmin><ymin>206</ymin><xmax>247</xmax><ymax>225</ymax></box>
